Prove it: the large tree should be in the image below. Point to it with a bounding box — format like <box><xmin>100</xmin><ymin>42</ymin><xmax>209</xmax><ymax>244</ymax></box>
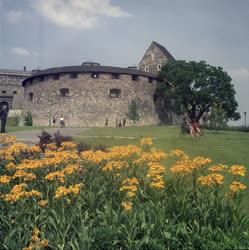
<box><xmin>154</xmin><ymin>60</ymin><xmax>240</xmax><ymax>122</ymax></box>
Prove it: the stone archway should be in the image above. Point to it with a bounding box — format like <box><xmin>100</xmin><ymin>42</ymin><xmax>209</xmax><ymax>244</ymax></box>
<box><xmin>0</xmin><ymin>101</ymin><xmax>9</xmax><ymax>110</ymax></box>
<box><xmin>0</xmin><ymin>96</ymin><xmax>12</xmax><ymax>111</ymax></box>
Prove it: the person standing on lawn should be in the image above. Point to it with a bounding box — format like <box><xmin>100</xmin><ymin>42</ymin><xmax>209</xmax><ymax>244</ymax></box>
<box><xmin>0</xmin><ymin>106</ymin><xmax>8</xmax><ymax>133</ymax></box>
<box><xmin>59</xmin><ymin>116</ymin><xmax>65</xmax><ymax>128</ymax></box>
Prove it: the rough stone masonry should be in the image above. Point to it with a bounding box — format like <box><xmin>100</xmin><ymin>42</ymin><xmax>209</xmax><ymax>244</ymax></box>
<box><xmin>0</xmin><ymin>41</ymin><xmax>176</xmax><ymax>126</ymax></box>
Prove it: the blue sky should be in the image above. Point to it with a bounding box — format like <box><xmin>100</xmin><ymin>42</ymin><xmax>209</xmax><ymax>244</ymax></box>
<box><xmin>0</xmin><ymin>0</ymin><xmax>248</xmax><ymax>125</ymax></box>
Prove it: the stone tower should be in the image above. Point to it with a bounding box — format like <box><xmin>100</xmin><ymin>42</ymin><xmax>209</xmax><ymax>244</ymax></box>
<box><xmin>138</xmin><ymin>41</ymin><xmax>175</xmax><ymax>75</ymax></box>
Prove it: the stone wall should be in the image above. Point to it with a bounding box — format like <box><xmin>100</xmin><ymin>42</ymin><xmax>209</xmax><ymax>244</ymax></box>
<box><xmin>0</xmin><ymin>70</ymin><xmax>31</xmax><ymax>110</ymax></box>
<box><xmin>24</xmin><ymin>73</ymin><xmax>160</xmax><ymax>127</ymax></box>
<box><xmin>139</xmin><ymin>43</ymin><xmax>170</xmax><ymax>75</ymax></box>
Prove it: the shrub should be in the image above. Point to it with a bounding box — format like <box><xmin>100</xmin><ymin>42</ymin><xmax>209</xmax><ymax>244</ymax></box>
<box><xmin>126</xmin><ymin>99</ymin><xmax>140</xmax><ymax>123</ymax></box>
<box><xmin>54</xmin><ymin>131</ymin><xmax>73</xmax><ymax>147</ymax></box>
<box><xmin>7</xmin><ymin>116</ymin><xmax>19</xmax><ymax>126</ymax></box>
<box><xmin>77</xmin><ymin>142</ymin><xmax>92</xmax><ymax>152</ymax></box>
<box><xmin>24</xmin><ymin>112</ymin><xmax>33</xmax><ymax>126</ymax></box>
<box><xmin>37</xmin><ymin>130</ymin><xmax>53</xmax><ymax>152</ymax></box>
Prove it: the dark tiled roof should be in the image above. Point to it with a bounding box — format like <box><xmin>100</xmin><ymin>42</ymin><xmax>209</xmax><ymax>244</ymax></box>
<box><xmin>22</xmin><ymin>65</ymin><xmax>157</xmax><ymax>86</ymax></box>
<box><xmin>152</xmin><ymin>41</ymin><xmax>175</xmax><ymax>61</ymax></box>
<box><xmin>0</xmin><ymin>68</ymin><xmax>31</xmax><ymax>77</ymax></box>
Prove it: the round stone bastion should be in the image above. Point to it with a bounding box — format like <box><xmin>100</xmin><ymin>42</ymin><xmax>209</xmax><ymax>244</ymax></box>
<box><xmin>22</xmin><ymin>63</ymin><xmax>160</xmax><ymax>127</ymax></box>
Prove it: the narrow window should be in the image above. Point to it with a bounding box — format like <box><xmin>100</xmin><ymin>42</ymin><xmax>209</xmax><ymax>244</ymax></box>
<box><xmin>28</xmin><ymin>92</ymin><xmax>33</xmax><ymax>102</ymax></box>
<box><xmin>38</xmin><ymin>76</ymin><xmax>44</xmax><ymax>82</ymax></box>
<box><xmin>91</xmin><ymin>73</ymin><xmax>99</xmax><ymax>79</ymax></box>
<box><xmin>70</xmin><ymin>73</ymin><xmax>78</xmax><ymax>79</ymax></box>
<box><xmin>151</xmin><ymin>53</ymin><xmax>155</xmax><ymax>60</ymax></box>
<box><xmin>13</xmin><ymin>90</ymin><xmax>17</xmax><ymax>94</ymax></box>
<box><xmin>132</xmin><ymin>75</ymin><xmax>138</xmax><ymax>81</ymax></box>
<box><xmin>157</xmin><ymin>64</ymin><xmax>162</xmax><ymax>71</ymax></box>
<box><xmin>110</xmin><ymin>89</ymin><xmax>121</xmax><ymax>98</ymax></box>
<box><xmin>53</xmin><ymin>74</ymin><xmax>60</xmax><ymax>80</ymax></box>
<box><xmin>148</xmin><ymin>77</ymin><xmax>153</xmax><ymax>83</ymax></box>
<box><xmin>112</xmin><ymin>73</ymin><xmax>119</xmax><ymax>79</ymax></box>
<box><xmin>145</xmin><ymin>67</ymin><xmax>149</xmax><ymax>72</ymax></box>
<box><xmin>59</xmin><ymin>88</ymin><xmax>69</xmax><ymax>97</ymax></box>
<box><xmin>2</xmin><ymin>90</ymin><xmax>6</xmax><ymax>94</ymax></box>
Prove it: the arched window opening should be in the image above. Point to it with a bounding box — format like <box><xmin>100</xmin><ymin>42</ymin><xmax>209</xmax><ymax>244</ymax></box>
<box><xmin>38</xmin><ymin>76</ymin><xmax>44</xmax><ymax>82</ymax></box>
<box><xmin>2</xmin><ymin>90</ymin><xmax>7</xmax><ymax>94</ymax></box>
<box><xmin>112</xmin><ymin>73</ymin><xmax>119</xmax><ymax>79</ymax></box>
<box><xmin>148</xmin><ymin>77</ymin><xmax>153</xmax><ymax>83</ymax></box>
<box><xmin>70</xmin><ymin>73</ymin><xmax>78</xmax><ymax>79</ymax></box>
<box><xmin>53</xmin><ymin>74</ymin><xmax>60</xmax><ymax>80</ymax></box>
<box><xmin>110</xmin><ymin>89</ymin><xmax>121</xmax><ymax>98</ymax></box>
<box><xmin>13</xmin><ymin>90</ymin><xmax>17</xmax><ymax>94</ymax></box>
<box><xmin>132</xmin><ymin>75</ymin><xmax>138</xmax><ymax>81</ymax></box>
<box><xmin>59</xmin><ymin>88</ymin><xmax>69</xmax><ymax>97</ymax></box>
<box><xmin>28</xmin><ymin>92</ymin><xmax>33</xmax><ymax>102</ymax></box>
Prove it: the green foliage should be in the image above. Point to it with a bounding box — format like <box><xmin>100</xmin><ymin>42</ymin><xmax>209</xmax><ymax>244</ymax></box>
<box><xmin>24</xmin><ymin>112</ymin><xmax>33</xmax><ymax>126</ymax></box>
<box><xmin>7</xmin><ymin>116</ymin><xmax>20</xmax><ymax>127</ymax></box>
<box><xmin>1</xmin><ymin>140</ymin><xmax>249</xmax><ymax>249</ymax></box>
<box><xmin>208</xmin><ymin>104</ymin><xmax>228</xmax><ymax>130</ymax></box>
<box><xmin>155</xmin><ymin>60</ymin><xmax>241</xmax><ymax>122</ymax></box>
<box><xmin>126</xmin><ymin>99</ymin><xmax>140</xmax><ymax>123</ymax></box>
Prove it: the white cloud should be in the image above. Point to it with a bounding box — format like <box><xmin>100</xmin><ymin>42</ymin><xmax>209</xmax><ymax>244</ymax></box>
<box><xmin>6</xmin><ymin>10</ymin><xmax>23</xmax><ymax>24</ymax></box>
<box><xmin>229</xmin><ymin>68</ymin><xmax>249</xmax><ymax>79</ymax></box>
<box><xmin>31</xmin><ymin>0</ymin><xmax>130</xmax><ymax>29</ymax></box>
<box><xmin>11</xmin><ymin>47</ymin><xmax>31</xmax><ymax>56</ymax></box>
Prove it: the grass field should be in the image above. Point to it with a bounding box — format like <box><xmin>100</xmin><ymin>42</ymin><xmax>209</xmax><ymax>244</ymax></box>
<box><xmin>78</xmin><ymin>126</ymin><xmax>249</xmax><ymax>207</ymax></box>
<box><xmin>77</xmin><ymin>126</ymin><xmax>249</xmax><ymax>167</ymax></box>
<box><xmin>1</xmin><ymin>126</ymin><xmax>249</xmax><ymax>248</ymax></box>
<box><xmin>6</xmin><ymin>126</ymin><xmax>48</xmax><ymax>132</ymax></box>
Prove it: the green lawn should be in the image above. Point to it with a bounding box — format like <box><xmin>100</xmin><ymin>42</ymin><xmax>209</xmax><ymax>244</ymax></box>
<box><xmin>78</xmin><ymin>126</ymin><xmax>249</xmax><ymax>167</ymax></box>
<box><xmin>78</xmin><ymin>125</ymin><xmax>249</xmax><ymax>207</ymax></box>
<box><xmin>6</xmin><ymin>126</ymin><xmax>49</xmax><ymax>132</ymax></box>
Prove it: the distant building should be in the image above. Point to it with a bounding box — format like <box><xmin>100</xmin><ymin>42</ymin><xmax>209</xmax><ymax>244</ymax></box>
<box><xmin>0</xmin><ymin>69</ymin><xmax>31</xmax><ymax>117</ymax></box>
<box><xmin>0</xmin><ymin>41</ymin><xmax>177</xmax><ymax>126</ymax></box>
<box><xmin>138</xmin><ymin>41</ymin><xmax>175</xmax><ymax>75</ymax></box>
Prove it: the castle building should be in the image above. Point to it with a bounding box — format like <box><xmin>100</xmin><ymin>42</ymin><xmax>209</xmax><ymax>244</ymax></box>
<box><xmin>0</xmin><ymin>41</ymin><xmax>175</xmax><ymax>127</ymax></box>
<box><xmin>0</xmin><ymin>68</ymin><xmax>31</xmax><ymax>116</ymax></box>
<box><xmin>138</xmin><ymin>41</ymin><xmax>175</xmax><ymax>75</ymax></box>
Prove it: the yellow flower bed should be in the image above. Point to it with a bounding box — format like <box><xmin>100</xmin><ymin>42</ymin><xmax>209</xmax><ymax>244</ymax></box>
<box><xmin>0</xmin><ymin>135</ymin><xmax>248</xmax><ymax>249</ymax></box>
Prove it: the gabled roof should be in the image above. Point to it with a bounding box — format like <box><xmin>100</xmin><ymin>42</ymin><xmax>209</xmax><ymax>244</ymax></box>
<box><xmin>151</xmin><ymin>41</ymin><xmax>175</xmax><ymax>61</ymax></box>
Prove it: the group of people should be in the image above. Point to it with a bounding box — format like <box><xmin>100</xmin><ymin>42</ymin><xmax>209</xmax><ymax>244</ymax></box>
<box><xmin>182</xmin><ymin>117</ymin><xmax>202</xmax><ymax>137</ymax></box>
<box><xmin>115</xmin><ymin>118</ymin><xmax>126</xmax><ymax>127</ymax></box>
<box><xmin>52</xmin><ymin>116</ymin><xmax>65</xmax><ymax>128</ymax></box>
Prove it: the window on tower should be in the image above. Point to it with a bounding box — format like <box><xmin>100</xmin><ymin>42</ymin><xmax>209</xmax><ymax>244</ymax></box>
<box><xmin>28</xmin><ymin>92</ymin><xmax>34</xmax><ymax>102</ymax></box>
<box><xmin>132</xmin><ymin>75</ymin><xmax>138</xmax><ymax>81</ymax></box>
<box><xmin>112</xmin><ymin>73</ymin><xmax>119</xmax><ymax>79</ymax></box>
<box><xmin>110</xmin><ymin>89</ymin><xmax>121</xmax><ymax>98</ymax></box>
<box><xmin>59</xmin><ymin>88</ymin><xmax>69</xmax><ymax>97</ymax></box>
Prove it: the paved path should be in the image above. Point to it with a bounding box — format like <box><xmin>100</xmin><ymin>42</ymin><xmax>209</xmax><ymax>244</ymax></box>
<box><xmin>9</xmin><ymin>127</ymin><xmax>89</xmax><ymax>143</ymax></box>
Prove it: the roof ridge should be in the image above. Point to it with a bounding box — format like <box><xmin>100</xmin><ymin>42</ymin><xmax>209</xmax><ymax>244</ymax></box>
<box><xmin>151</xmin><ymin>41</ymin><xmax>175</xmax><ymax>61</ymax></box>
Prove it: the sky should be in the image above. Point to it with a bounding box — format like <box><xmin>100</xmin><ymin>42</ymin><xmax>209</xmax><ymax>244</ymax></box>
<box><xmin>0</xmin><ymin>0</ymin><xmax>248</xmax><ymax>125</ymax></box>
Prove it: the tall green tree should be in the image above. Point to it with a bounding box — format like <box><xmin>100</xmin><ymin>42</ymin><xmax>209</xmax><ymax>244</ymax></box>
<box><xmin>154</xmin><ymin>60</ymin><xmax>240</xmax><ymax>122</ymax></box>
<box><xmin>126</xmin><ymin>99</ymin><xmax>140</xmax><ymax>123</ymax></box>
